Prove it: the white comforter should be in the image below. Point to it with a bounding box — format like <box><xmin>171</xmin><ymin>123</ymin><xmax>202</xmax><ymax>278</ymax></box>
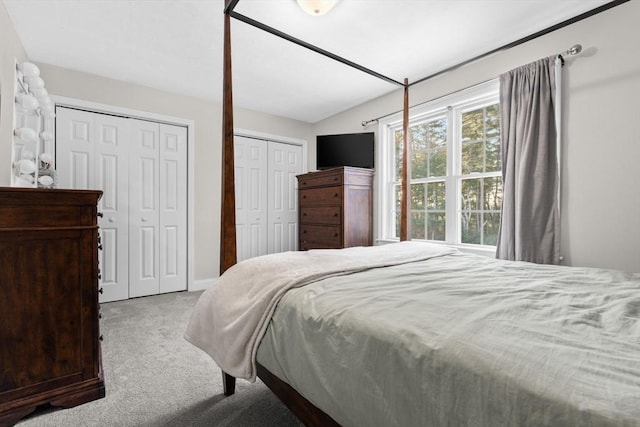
<box><xmin>184</xmin><ymin>242</ymin><xmax>457</xmax><ymax>380</ymax></box>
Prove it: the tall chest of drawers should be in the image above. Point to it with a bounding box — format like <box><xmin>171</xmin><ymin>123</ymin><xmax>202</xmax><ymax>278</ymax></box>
<box><xmin>297</xmin><ymin>167</ymin><xmax>374</xmax><ymax>250</ymax></box>
<box><xmin>0</xmin><ymin>188</ymin><xmax>105</xmax><ymax>426</ymax></box>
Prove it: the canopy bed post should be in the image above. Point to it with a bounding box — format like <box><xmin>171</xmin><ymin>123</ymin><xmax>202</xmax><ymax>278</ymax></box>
<box><xmin>220</xmin><ymin>5</ymin><xmax>237</xmax><ymax>397</ymax></box>
<box><xmin>400</xmin><ymin>78</ymin><xmax>410</xmax><ymax>241</ymax></box>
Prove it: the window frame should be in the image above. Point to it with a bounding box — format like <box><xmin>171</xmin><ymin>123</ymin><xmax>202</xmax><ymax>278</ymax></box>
<box><xmin>376</xmin><ymin>79</ymin><xmax>500</xmax><ymax>250</ymax></box>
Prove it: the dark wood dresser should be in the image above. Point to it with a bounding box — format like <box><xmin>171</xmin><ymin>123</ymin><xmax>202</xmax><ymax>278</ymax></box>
<box><xmin>0</xmin><ymin>188</ymin><xmax>105</xmax><ymax>426</ymax></box>
<box><xmin>297</xmin><ymin>167</ymin><xmax>374</xmax><ymax>250</ymax></box>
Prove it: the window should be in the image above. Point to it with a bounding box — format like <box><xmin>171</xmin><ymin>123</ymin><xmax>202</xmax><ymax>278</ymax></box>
<box><xmin>379</xmin><ymin>80</ymin><xmax>502</xmax><ymax>247</ymax></box>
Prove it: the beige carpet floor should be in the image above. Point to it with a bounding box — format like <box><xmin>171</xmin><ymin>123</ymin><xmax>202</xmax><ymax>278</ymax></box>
<box><xmin>17</xmin><ymin>291</ymin><xmax>302</xmax><ymax>427</ymax></box>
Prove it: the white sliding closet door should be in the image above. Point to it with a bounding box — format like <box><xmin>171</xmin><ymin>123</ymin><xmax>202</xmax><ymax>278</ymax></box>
<box><xmin>268</xmin><ymin>141</ymin><xmax>303</xmax><ymax>253</ymax></box>
<box><xmin>234</xmin><ymin>136</ymin><xmax>268</xmax><ymax>262</ymax></box>
<box><xmin>128</xmin><ymin>120</ymin><xmax>189</xmax><ymax>298</ymax></box>
<box><xmin>129</xmin><ymin>119</ymin><xmax>161</xmax><ymax>298</ymax></box>
<box><xmin>234</xmin><ymin>135</ymin><xmax>304</xmax><ymax>261</ymax></box>
<box><xmin>56</xmin><ymin>108</ymin><xmax>188</xmax><ymax>302</ymax></box>
<box><xmin>158</xmin><ymin>124</ymin><xmax>188</xmax><ymax>294</ymax></box>
<box><xmin>56</xmin><ymin>107</ymin><xmax>130</xmax><ymax>302</ymax></box>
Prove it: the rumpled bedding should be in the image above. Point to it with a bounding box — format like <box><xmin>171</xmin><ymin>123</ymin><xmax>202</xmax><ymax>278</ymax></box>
<box><xmin>256</xmin><ymin>250</ymin><xmax>640</xmax><ymax>426</ymax></box>
<box><xmin>184</xmin><ymin>241</ymin><xmax>457</xmax><ymax>380</ymax></box>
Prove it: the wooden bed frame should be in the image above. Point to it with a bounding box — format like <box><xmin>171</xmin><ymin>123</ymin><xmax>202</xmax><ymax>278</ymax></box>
<box><xmin>217</xmin><ymin>1</ymin><xmax>628</xmax><ymax>425</ymax></box>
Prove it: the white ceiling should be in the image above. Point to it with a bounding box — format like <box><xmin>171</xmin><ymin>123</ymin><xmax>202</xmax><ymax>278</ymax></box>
<box><xmin>3</xmin><ymin>0</ymin><xmax>614</xmax><ymax>123</ymax></box>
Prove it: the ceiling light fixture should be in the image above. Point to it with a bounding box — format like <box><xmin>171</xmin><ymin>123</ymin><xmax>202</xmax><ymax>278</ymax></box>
<box><xmin>296</xmin><ymin>0</ymin><xmax>338</xmax><ymax>16</ymax></box>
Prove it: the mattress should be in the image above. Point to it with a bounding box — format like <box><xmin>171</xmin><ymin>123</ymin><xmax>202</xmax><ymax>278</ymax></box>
<box><xmin>256</xmin><ymin>251</ymin><xmax>640</xmax><ymax>426</ymax></box>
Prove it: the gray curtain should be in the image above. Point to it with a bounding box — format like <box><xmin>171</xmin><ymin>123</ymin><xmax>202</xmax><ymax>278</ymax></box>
<box><xmin>496</xmin><ymin>56</ymin><xmax>560</xmax><ymax>264</ymax></box>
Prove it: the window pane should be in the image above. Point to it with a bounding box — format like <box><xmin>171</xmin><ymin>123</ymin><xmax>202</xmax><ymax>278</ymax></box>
<box><xmin>486</xmin><ymin>137</ymin><xmax>501</xmax><ymax>172</ymax></box>
<box><xmin>426</xmin><ymin>182</ymin><xmax>446</xmax><ymax>210</ymax></box>
<box><xmin>461</xmin><ymin>212</ymin><xmax>481</xmax><ymax>244</ymax></box>
<box><xmin>429</xmin><ymin>118</ymin><xmax>447</xmax><ymax>149</ymax></box>
<box><xmin>427</xmin><ymin>213</ymin><xmax>446</xmax><ymax>241</ymax></box>
<box><xmin>428</xmin><ymin>118</ymin><xmax>447</xmax><ymax>177</ymax></box>
<box><xmin>485</xmin><ymin>104</ymin><xmax>500</xmax><ymax>138</ymax></box>
<box><xmin>483</xmin><ymin>212</ymin><xmax>501</xmax><ymax>246</ymax></box>
<box><xmin>461</xmin><ymin>109</ymin><xmax>483</xmax><ymax>143</ymax></box>
<box><xmin>461</xmin><ymin>103</ymin><xmax>501</xmax><ymax>174</ymax></box>
<box><xmin>461</xmin><ymin>178</ymin><xmax>481</xmax><ymax>211</ymax></box>
<box><xmin>411</xmin><ymin>212</ymin><xmax>425</xmax><ymax>239</ymax></box>
<box><xmin>411</xmin><ymin>183</ymin><xmax>425</xmax><ymax>209</ymax></box>
<box><xmin>411</xmin><ymin>118</ymin><xmax>447</xmax><ymax>179</ymax></box>
<box><xmin>483</xmin><ymin>177</ymin><xmax>503</xmax><ymax>211</ymax></box>
<box><xmin>395</xmin><ymin>130</ymin><xmax>404</xmax><ymax>181</ymax></box>
<box><xmin>461</xmin><ymin>141</ymin><xmax>483</xmax><ymax>174</ymax></box>
<box><xmin>411</xmin><ymin>124</ymin><xmax>428</xmax><ymax>179</ymax></box>
<box><xmin>460</xmin><ymin>177</ymin><xmax>502</xmax><ymax>245</ymax></box>
<box><xmin>485</xmin><ymin>103</ymin><xmax>501</xmax><ymax>172</ymax></box>
<box><xmin>430</xmin><ymin>147</ymin><xmax>447</xmax><ymax>177</ymax></box>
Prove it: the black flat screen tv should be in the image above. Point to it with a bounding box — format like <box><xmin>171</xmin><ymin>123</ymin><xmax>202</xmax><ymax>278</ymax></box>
<box><xmin>316</xmin><ymin>132</ymin><xmax>374</xmax><ymax>170</ymax></box>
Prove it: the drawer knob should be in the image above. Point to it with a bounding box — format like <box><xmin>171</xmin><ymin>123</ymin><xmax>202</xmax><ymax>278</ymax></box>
<box><xmin>99</xmin><ymin>287</ymin><xmax>104</xmax><ymax>294</ymax></box>
<box><xmin>303</xmin><ymin>230</ymin><xmax>307</xmax><ymax>234</ymax></box>
<box><xmin>334</xmin><ymin>213</ymin><xmax>338</xmax><ymax>217</ymax></box>
<box><xmin>333</xmin><ymin>177</ymin><xmax>338</xmax><ymax>181</ymax></box>
<box><xmin>303</xmin><ymin>213</ymin><xmax>307</xmax><ymax>216</ymax></box>
<box><xmin>334</xmin><ymin>233</ymin><xmax>338</xmax><ymax>237</ymax></box>
<box><xmin>334</xmin><ymin>193</ymin><xmax>338</xmax><ymax>197</ymax></box>
<box><xmin>303</xmin><ymin>195</ymin><xmax>306</xmax><ymax>199</ymax></box>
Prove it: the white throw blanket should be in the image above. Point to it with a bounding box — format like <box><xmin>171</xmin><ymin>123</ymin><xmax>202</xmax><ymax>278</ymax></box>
<box><xmin>184</xmin><ymin>241</ymin><xmax>458</xmax><ymax>381</ymax></box>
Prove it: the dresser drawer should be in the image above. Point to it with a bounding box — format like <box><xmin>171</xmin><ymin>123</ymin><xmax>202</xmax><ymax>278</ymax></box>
<box><xmin>300</xmin><ymin>225</ymin><xmax>342</xmax><ymax>247</ymax></box>
<box><xmin>298</xmin><ymin>170</ymin><xmax>343</xmax><ymax>189</ymax></box>
<box><xmin>300</xmin><ymin>241</ymin><xmax>340</xmax><ymax>251</ymax></box>
<box><xmin>300</xmin><ymin>206</ymin><xmax>341</xmax><ymax>225</ymax></box>
<box><xmin>299</xmin><ymin>187</ymin><xmax>342</xmax><ymax>206</ymax></box>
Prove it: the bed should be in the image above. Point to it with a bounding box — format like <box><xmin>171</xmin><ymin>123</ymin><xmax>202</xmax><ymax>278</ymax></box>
<box><xmin>186</xmin><ymin>242</ymin><xmax>640</xmax><ymax>426</ymax></box>
<box><xmin>187</xmin><ymin>2</ymin><xmax>640</xmax><ymax>425</ymax></box>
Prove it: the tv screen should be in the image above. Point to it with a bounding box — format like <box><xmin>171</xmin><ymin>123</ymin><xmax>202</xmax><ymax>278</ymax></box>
<box><xmin>316</xmin><ymin>132</ymin><xmax>374</xmax><ymax>170</ymax></box>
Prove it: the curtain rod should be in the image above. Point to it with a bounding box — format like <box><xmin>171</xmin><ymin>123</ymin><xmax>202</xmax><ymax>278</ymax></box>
<box><xmin>361</xmin><ymin>43</ymin><xmax>583</xmax><ymax>127</ymax></box>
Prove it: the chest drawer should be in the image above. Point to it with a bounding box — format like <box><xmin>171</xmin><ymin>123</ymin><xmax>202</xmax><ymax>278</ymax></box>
<box><xmin>298</xmin><ymin>170</ymin><xmax>342</xmax><ymax>189</ymax></box>
<box><xmin>299</xmin><ymin>186</ymin><xmax>342</xmax><ymax>206</ymax></box>
<box><xmin>300</xmin><ymin>224</ymin><xmax>342</xmax><ymax>247</ymax></box>
<box><xmin>300</xmin><ymin>206</ymin><xmax>341</xmax><ymax>225</ymax></box>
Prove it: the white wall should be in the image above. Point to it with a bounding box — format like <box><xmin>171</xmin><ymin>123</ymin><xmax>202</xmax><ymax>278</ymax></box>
<box><xmin>312</xmin><ymin>1</ymin><xmax>640</xmax><ymax>273</ymax></box>
<box><xmin>0</xmin><ymin>0</ymin><xmax>28</xmax><ymax>184</ymax></box>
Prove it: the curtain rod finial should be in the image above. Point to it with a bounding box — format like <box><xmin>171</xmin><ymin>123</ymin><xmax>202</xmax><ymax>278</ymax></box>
<box><xmin>568</xmin><ymin>44</ymin><xmax>582</xmax><ymax>56</ymax></box>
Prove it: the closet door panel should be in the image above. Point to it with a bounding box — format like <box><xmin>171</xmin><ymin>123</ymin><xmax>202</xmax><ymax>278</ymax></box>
<box><xmin>129</xmin><ymin>120</ymin><xmax>160</xmax><ymax>298</ymax></box>
<box><xmin>56</xmin><ymin>108</ymin><xmax>129</xmax><ymax>302</ymax></box>
<box><xmin>159</xmin><ymin>124</ymin><xmax>187</xmax><ymax>293</ymax></box>
<box><xmin>268</xmin><ymin>141</ymin><xmax>303</xmax><ymax>253</ymax></box>
<box><xmin>56</xmin><ymin>108</ymin><xmax>95</xmax><ymax>190</ymax></box>
<box><xmin>234</xmin><ymin>136</ymin><xmax>268</xmax><ymax>262</ymax></box>
<box><xmin>94</xmin><ymin>114</ymin><xmax>130</xmax><ymax>302</ymax></box>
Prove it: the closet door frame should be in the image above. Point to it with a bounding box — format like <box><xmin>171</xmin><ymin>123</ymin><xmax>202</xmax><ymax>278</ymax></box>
<box><xmin>52</xmin><ymin>95</ymin><xmax>196</xmax><ymax>292</ymax></box>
